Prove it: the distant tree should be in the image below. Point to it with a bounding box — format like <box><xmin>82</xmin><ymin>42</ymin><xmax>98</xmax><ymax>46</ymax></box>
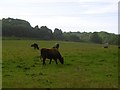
<box><xmin>39</xmin><ymin>26</ymin><xmax>53</xmax><ymax>40</ymax></box>
<box><xmin>90</xmin><ymin>32</ymin><xmax>102</xmax><ymax>44</ymax></box>
<box><xmin>98</xmin><ymin>31</ymin><xmax>118</xmax><ymax>45</ymax></box>
<box><xmin>69</xmin><ymin>34</ymin><xmax>80</xmax><ymax>42</ymax></box>
<box><xmin>2</xmin><ymin>17</ymin><xmax>119</xmax><ymax>44</ymax></box>
<box><xmin>63</xmin><ymin>33</ymin><xmax>80</xmax><ymax>42</ymax></box>
<box><xmin>53</xmin><ymin>28</ymin><xmax>63</xmax><ymax>40</ymax></box>
<box><xmin>34</xmin><ymin>25</ymin><xmax>39</xmax><ymax>30</ymax></box>
<box><xmin>2</xmin><ymin>18</ymin><xmax>32</xmax><ymax>37</ymax></box>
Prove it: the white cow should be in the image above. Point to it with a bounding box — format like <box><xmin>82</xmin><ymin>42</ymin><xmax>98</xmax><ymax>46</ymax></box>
<box><xmin>103</xmin><ymin>43</ymin><xmax>109</xmax><ymax>48</ymax></box>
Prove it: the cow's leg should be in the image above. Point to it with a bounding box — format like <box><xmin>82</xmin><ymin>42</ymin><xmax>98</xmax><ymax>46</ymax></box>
<box><xmin>37</xmin><ymin>46</ymin><xmax>39</xmax><ymax>50</ymax></box>
<box><xmin>43</xmin><ymin>58</ymin><xmax>46</xmax><ymax>65</ymax></box>
<box><xmin>54</xmin><ymin>59</ymin><xmax>58</xmax><ymax>64</ymax></box>
<box><xmin>49</xmin><ymin>59</ymin><xmax>52</xmax><ymax>64</ymax></box>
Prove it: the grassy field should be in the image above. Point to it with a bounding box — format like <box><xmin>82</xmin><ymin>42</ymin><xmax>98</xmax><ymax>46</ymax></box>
<box><xmin>2</xmin><ymin>40</ymin><xmax>118</xmax><ymax>88</ymax></box>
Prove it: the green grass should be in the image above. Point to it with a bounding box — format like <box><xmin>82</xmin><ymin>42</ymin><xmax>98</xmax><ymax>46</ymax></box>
<box><xmin>2</xmin><ymin>40</ymin><xmax>118</xmax><ymax>88</ymax></box>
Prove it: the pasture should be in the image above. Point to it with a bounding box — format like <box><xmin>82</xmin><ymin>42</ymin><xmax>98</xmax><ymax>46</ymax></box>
<box><xmin>2</xmin><ymin>40</ymin><xmax>118</xmax><ymax>88</ymax></box>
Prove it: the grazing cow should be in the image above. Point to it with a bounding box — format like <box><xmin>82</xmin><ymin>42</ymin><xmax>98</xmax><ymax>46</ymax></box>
<box><xmin>40</xmin><ymin>48</ymin><xmax>64</xmax><ymax>65</ymax></box>
<box><xmin>52</xmin><ymin>43</ymin><xmax>59</xmax><ymax>49</ymax></box>
<box><xmin>31</xmin><ymin>43</ymin><xmax>39</xmax><ymax>50</ymax></box>
<box><xmin>103</xmin><ymin>43</ymin><xmax>109</xmax><ymax>48</ymax></box>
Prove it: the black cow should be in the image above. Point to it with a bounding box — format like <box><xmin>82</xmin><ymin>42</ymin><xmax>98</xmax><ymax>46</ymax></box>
<box><xmin>40</xmin><ymin>48</ymin><xmax>64</xmax><ymax>65</ymax></box>
<box><xmin>31</xmin><ymin>43</ymin><xmax>39</xmax><ymax>50</ymax></box>
<box><xmin>52</xmin><ymin>43</ymin><xmax>59</xmax><ymax>49</ymax></box>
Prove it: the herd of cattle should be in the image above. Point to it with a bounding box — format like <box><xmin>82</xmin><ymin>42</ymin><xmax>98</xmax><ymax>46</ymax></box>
<box><xmin>31</xmin><ymin>43</ymin><xmax>64</xmax><ymax>65</ymax></box>
<box><xmin>31</xmin><ymin>42</ymin><xmax>120</xmax><ymax>65</ymax></box>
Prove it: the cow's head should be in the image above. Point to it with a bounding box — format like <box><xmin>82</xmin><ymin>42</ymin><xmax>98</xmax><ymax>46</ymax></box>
<box><xmin>31</xmin><ymin>44</ymin><xmax>34</xmax><ymax>47</ymax></box>
<box><xmin>59</xmin><ymin>57</ymin><xmax>64</xmax><ymax>64</ymax></box>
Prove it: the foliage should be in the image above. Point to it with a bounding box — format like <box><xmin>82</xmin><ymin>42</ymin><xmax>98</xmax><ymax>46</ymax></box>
<box><xmin>53</xmin><ymin>28</ymin><xmax>63</xmax><ymax>40</ymax></box>
<box><xmin>2</xmin><ymin>18</ymin><xmax>118</xmax><ymax>44</ymax></box>
<box><xmin>98</xmin><ymin>31</ymin><xmax>118</xmax><ymax>45</ymax></box>
<box><xmin>90</xmin><ymin>32</ymin><xmax>102</xmax><ymax>44</ymax></box>
<box><xmin>62</xmin><ymin>32</ymin><xmax>80</xmax><ymax>42</ymax></box>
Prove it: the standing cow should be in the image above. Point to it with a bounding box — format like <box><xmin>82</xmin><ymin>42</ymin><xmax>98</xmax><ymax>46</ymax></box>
<box><xmin>40</xmin><ymin>48</ymin><xmax>64</xmax><ymax>65</ymax></box>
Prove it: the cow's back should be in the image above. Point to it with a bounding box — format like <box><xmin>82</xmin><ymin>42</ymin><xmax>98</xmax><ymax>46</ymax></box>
<box><xmin>41</xmin><ymin>48</ymin><xmax>62</xmax><ymax>59</ymax></box>
<box><xmin>51</xmin><ymin>48</ymin><xmax>62</xmax><ymax>58</ymax></box>
<box><xmin>41</xmin><ymin>48</ymin><xmax>49</xmax><ymax>57</ymax></box>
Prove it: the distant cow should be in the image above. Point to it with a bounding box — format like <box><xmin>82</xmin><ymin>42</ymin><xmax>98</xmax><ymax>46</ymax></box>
<box><xmin>103</xmin><ymin>43</ymin><xmax>109</xmax><ymax>48</ymax></box>
<box><xmin>40</xmin><ymin>48</ymin><xmax>64</xmax><ymax>65</ymax></box>
<box><xmin>31</xmin><ymin>43</ymin><xmax>39</xmax><ymax>50</ymax></box>
<box><xmin>52</xmin><ymin>43</ymin><xmax>59</xmax><ymax>49</ymax></box>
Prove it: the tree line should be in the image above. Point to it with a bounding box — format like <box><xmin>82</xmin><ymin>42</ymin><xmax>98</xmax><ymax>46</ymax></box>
<box><xmin>2</xmin><ymin>18</ymin><xmax>119</xmax><ymax>45</ymax></box>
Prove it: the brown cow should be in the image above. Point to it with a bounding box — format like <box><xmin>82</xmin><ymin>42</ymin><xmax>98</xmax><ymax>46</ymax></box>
<box><xmin>40</xmin><ymin>48</ymin><xmax>64</xmax><ymax>65</ymax></box>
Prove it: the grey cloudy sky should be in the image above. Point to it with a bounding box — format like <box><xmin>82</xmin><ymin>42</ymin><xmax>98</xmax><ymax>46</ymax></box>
<box><xmin>0</xmin><ymin>0</ymin><xmax>119</xmax><ymax>34</ymax></box>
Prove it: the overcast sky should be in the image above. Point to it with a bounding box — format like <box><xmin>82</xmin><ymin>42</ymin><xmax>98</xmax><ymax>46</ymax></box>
<box><xmin>0</xmin><ymin>0</ymin><xmax>119</xmax><ymax>34</ymax></box>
